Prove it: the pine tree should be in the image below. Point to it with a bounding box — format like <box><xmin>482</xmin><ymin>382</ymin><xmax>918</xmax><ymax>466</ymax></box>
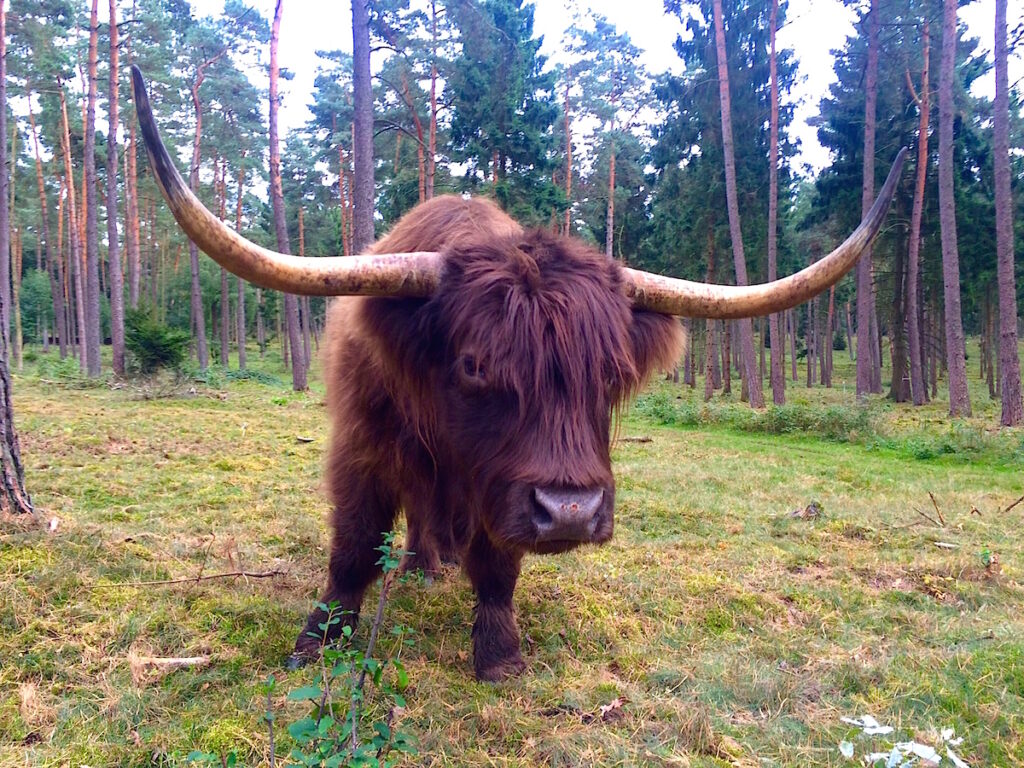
<box><xmin>993</xmin><ymin>0</ymin><xmax>1022</xmax><ymax>425</ymax></box>
<box><xmin>937</xmin><ymin>0</ymin><xmax>971</xmax><ymax>416</ymax></box>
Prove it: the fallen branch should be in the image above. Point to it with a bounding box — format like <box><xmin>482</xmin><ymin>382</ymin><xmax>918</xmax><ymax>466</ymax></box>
<box><xmin>129</xmin><ymin>652</ymin><xmax>210</xmax><ymax>684</ymax></box>
<box><xmin>1005</xmin><ymin>494</ymin><xmax>1024</xmax><ymax>514</ymax></box>
<box><xmin>913</xmin><ymin>507</ymin><xmax>942</xmax><ymax>528</ymax></box>
<box><xmin>93</xmin><ymin>569</ymin><xmax>285</xmax><ymax>588</ymax></box>
<box><xmin>928</xmin><ymin>492</ymin><xmax>946</xmax><ymax>526</ymax></box>
<box><xmin>619</xmin><ymin>436</ymin><xmax>653</xmax><ymax>444</ymax></box>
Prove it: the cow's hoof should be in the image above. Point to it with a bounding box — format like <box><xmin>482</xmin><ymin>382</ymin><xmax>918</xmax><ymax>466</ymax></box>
<box><xmin>475</xmin><ymin>654</ymin><xmax>527</xmax><ymax>682</ymax></box>
<box><xmin>285</xmin><ymin>650</ymin><xmax>317</xmax><ymax>670</ymax></box>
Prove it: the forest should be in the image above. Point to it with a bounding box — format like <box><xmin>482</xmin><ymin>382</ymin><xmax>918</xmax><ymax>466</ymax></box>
<box><xmin>0</xmin><ymin>0</ymin><xmax>1019</xmax><ymax>420</ymax></box>
<box><xmin>1</xmin><ymin>0</ymin><xmax>1024</xmax><ymax>766</ymax></box>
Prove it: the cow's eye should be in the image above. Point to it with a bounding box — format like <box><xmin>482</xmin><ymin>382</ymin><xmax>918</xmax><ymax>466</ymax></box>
<box><xmin>458</xmin><ymin>353</ymin><xmax>487</xmax><ymax>387</ymax></box>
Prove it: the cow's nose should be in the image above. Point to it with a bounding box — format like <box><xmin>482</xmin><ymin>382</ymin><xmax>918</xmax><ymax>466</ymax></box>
<box><xmin>531</xmin><ymin>486</ymin><xmax>604</xmax><ymax>542</ymax></box>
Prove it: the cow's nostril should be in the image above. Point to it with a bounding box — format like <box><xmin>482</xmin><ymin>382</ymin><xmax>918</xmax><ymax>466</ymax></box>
<box><xmin>531</xmin><ymin>486</ymin><xmax>605</xmax><ymax>542</ymax></box>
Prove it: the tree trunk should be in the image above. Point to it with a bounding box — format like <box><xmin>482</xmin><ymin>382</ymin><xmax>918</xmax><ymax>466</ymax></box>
<box><xmin>235</xmin><ymin>165</ymin><xmax>247</xmax><ymax>370</ymax></box>
<box><xmin>563</xmin><ymin>78</ymin><xmax>572</xmax><ymax>234</ymax></box>
<box><xmin>126</xmin><ymin>2</ymin><xmax>141</xmax><ymax>310</ymax></box>
<box><xmin>12</xmin><ymin>232</ymin><xmax>21</xmax><ymax>370</ymax></box>
<box><xmin>938</xmin><ymin>0</ymin><xmax>971</xmax><ymax>416</ymax></box>
<box><xmin>58</xmin><ymin>88</ymin><xmax>87</xmax><ymax>371</ymax></box>
<box><xmin>856</xmin><ymin>0</ymin><xmax>880</xmax><ymax>399</ymax></box>
<box><xmin>257</xmin><ymin>288</ymin><xmax>265</xmax><ymax>358</ymax></box>
<box><xmin>28</xmin><ymin>110</ymin><xmax>66</xmax><ymax>358</ymax></box>
<box><xmin>722</xmin><ymin>320</ymin><xmax>732</xmax><ymax>394</ymax></box>
<box><xmin>188</xmin><ymin>51</ymin><xmax>223</xmax><ymax>374</ymax></box>
<box><xmin>107</xmin><ymin>0</ymin><xmax>125</xmax><ymax>376</ymax></box>
<box><xmin>888</xmin><ymin>243</ymin><xmax>909</xmax><ymax>401</ymax></box>
<box><xmin>271</xmin><ymin>0</ymin><xmax>306</xmax><ymax>390</ymax></box>
<box><xmin>824</xmin><ymin>286</ymin><xmax>835</xmax><ymax>387</ymax></box>
<box><xmin>218</xmin><ymin>157</ymin><xmax>229</xmax><ymax>368</ymax></box>
<box><xmin>712</xmin><ymin>0</ymin><xmax>764</xmax><ymax>408</ymax></box>
<box><xmin>0</xmin><ymin>336</ymin><xmax>31</xmax><ymax>515</ymax></box>
<box><xmin>427</xmin><ymin>0</ymin><xmax>438</xmax><ymax>200</ymax></box>
<box><xmin>704</xmin><ymin>320</ymin><xmax>716</xmax><ymax>402</ymax></box>
<box><xmin>0</xmin><ymin>1</ymin><xmax>9</xmax><ymax>351</ymax></box>
<box><xmin>605</xmin><ymin>133</ymin><xmax>616</xmax><ymax>259</ymax></box>
<box><xmin>789</xmin><ymin>310</ymin><xmax>797</xmax><ymax>381</ymax></box>
<box><xmin>807</xmin><ymin>299</ymin><xmax>816</xmax><ymax>388</ymax></box>
<box><xmin>83</xmin><ymin>0</ymin><xmax>102</xmax><ymax>376</ymax></box>
<box><xmin>994</xmin><ymin>0</ymin><xmax>1023</xmax><ymax>424</ymax></box>
<box><xmin>352</xmin><ymin>0</ymin><xmax>375</xmax><ymax>252</ymax></box>
<box><xmin>906</xmin><ymin>19</ymin><xmax>930</xmax><ymax>406</ymax></box>
<box><xmin>767</xmin><ymin>0</ymin><xmax>784</xmax><ymax>405</ymax></box>
<box><xmin>298</xmin><ymin>208</ymin><xmax>311</xmax><ymax>371</ymax></box>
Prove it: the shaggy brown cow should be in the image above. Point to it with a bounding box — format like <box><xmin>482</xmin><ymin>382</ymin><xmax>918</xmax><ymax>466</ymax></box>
<box><xmin>305</xmin><ymin>196</ymin><xmax>682</xmax><ymax>679</ymax></box>
<box><xmin>131</xmin><ymin>67</ymin><xmax>904</xmax><ymax>680</ymax></box>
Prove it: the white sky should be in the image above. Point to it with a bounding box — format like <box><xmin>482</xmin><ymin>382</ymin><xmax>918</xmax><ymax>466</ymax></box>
<box><xmin>180</xmin><ymin>0</ymin><xmax>1022</xmax><ymax>172</ymax></box>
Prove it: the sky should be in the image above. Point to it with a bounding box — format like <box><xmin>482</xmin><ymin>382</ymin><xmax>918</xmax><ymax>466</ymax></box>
<box><xmin>182</xmin><ymin>0</ymin><xmax>1023</xmax><ymax>173</ymax></box>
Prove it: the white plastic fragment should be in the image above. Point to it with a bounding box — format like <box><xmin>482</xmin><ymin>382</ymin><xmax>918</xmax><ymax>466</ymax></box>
<box><xmin>941</xmin><ymin>728</ymin><xmax>964</xmax><ymax>747</ymax></box>
<box><xmin>840</xmin><ymin>741</ymin><xmax>855</xmax><ymax>759</ymax></box>
<box><xmin>896</xmin><ymin>740</ymin><xmax>941</xmax><ymax>764</ymax></box>
<box><xmin>841</xmin><ymin>714</ymin><xmax>895</xmax><ymax>736</ymax></box>
<box><xmin>48</xmin><ymin>516</ymin><xmax>59</xmax><ymax>532</ymax></box>
<box><xmin>946</xmin><ymin>748</ymin><xmax>970</xmax><ymax>768</ymax></box>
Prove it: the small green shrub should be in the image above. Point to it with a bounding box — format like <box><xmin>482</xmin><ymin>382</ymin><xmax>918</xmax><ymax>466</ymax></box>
<box><xmin>125</xmin><ymin>308</ymin><xmax>190</xmax><ymax>375</ymax></box>
<box><xmin>185</xmin><ymin>534</ymin><xmax>417</xmax><ymax>767</ymax></box>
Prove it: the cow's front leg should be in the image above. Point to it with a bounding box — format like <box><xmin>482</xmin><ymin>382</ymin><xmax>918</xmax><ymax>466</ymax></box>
<box><xmin>288</xmin><ymin>476</ymin><xmax>397</xmax><ymax>668</ymax></box>
<box><xmin>464</xmin><ymin>531</ymin><xmax>525</xmax><ymax>681</ymax></box>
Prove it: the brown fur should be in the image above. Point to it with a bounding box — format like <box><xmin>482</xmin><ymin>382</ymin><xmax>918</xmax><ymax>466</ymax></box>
<box><xmin>295</xmin><ymin>195</ymin><xmax>683</xmax><ymax>680</ymax></box>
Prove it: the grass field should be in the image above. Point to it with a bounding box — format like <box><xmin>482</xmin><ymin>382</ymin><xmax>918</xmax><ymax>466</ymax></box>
<box><xmin>2</xmin><ymin>343</ymin><xmax>1023</xmax><ymax>767</ymax></box>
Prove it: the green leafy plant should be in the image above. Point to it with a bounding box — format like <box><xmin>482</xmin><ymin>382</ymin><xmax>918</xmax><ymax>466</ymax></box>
<box><xmin>186</xmin><ymin>533</ymin><xmax>417</xmax><ymax>767</ymax></box>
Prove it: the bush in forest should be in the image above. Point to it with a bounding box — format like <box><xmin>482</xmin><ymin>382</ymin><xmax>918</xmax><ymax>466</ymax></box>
<box><xmin>124</xmin><ymin>307</ymin><xmax>191</xmax><ymax>375</ymax></box>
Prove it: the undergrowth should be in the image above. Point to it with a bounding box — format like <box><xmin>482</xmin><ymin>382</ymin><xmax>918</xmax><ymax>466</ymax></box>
<box><xmin>635</xmin><ymin>388</ymin><xmax>1024</xmax><ymax>465</ymax></box>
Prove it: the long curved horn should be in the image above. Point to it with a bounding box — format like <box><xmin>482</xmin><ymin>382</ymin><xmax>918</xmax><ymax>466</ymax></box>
<box><xmin>131</xmin><ymin>65</ymin><xmax>441</xmax><ymax>298</ymax></box>
<box><xmin>623</xmin><ymin>147</ymin><xmax>906</xmax><ymax>318</ymax></box>
<box><xmin>133</xmin><ymin>65</ymin><xmax>903</xmax><ymax>317</ymax></box>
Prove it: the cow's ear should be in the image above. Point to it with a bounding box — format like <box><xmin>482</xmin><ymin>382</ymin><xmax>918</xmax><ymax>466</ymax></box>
<box><xmin>628</xmin><ymin>310</ymin><xmax>686</xmax><ymax>383</ymax></box>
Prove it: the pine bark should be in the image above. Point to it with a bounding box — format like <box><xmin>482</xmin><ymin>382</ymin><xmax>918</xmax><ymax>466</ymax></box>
<box><xmin>938</xmin><ymin>0</ymin><xmax>971</xmax><ymax>416</ymax></box>
<box><xmin>125</xmin><ymin>2</ymin><xmax>141</xmax><ymax>309</ymax></box>
<box><xmin>711</xmin><ymin>0</ymin><xmax>764</xmax><ymax>408</ymax></box>
<box><xmin>107</xmin><ymin>0</ymin><xmax>125</xmax><ymax>375</ymax></box>
<box><xmin>906</xmin><ymin>19</ymin><xmax>930</xmax><ymax>406</ymax></box>
<box><xmin>605</xmin><ymin>133</ymin><xmax>615</xmax><ymax>259</ymax></box>
<box><xmin>59</xmin><ymin>87</ymin><xmax>87</xmax><ymax>371</ymax></box>
<box><xmin>270</xmin><ymin>0</ymin><xmax>306</xmax><ymax>390</ymax></box>
<box><xmin>766</xmin><ymin>0</ymin><xmax>784</xmax><ymax>404</ymax></box>
<box><xmin>235</xmin><ymin>165</ymin><xmax>247</xmax><ymax>370</ymax></box>
<box><xmin>217</xmin><ymin>157</ymin><xmax>229</xmax><ymax>368</ymax></box>
<box><xmin>856</xmin><ymin>0</ymin><xmax>881</xmax><ymax>398</ymax></box>
<box><xmin>83</xmin><ymin>0</ymin><xmax>102</xmax><ymax>376</ymax></box>
<box><xmin>994</xmin><ymin>0</ymin><xmax>1023</xmax><ymax>425</ymax></box>
<box><xmin>187</xmin><ymin>47</ymin><xmax>224</xmax><ymax>373</ymax></box>
<box><xmin>0</xmin><ymin>2</ymin><xmax>9</xmax><ymax>350</ymax></box>
<box><xmin>29</xmin><ymin>110</ymin><xmax>66</xmax><ymax>358</ymax></box>
<box><xmin>352</xmin><ymin>0</ymin><xmax>375</xmax><ymax>252</ymax></box>
<box><xmin>427</xmin><ymin>0</ymin><xmax>438</xmax><ymax>199</ymax></box>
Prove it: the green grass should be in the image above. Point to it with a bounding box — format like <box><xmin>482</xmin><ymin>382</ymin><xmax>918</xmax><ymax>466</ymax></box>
<box><xmin>1</xmin><ymin>343</ymin><xmax>1022</xmax><ymax>766</ymax></box>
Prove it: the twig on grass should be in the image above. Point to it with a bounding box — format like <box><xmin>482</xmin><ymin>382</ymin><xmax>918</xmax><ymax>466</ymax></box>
<box><xmin>1005</xmin><ymin>494</ymin><xmax>1024</xmax><ymax>514</ymax></box>
<box><xmin>913</xmin><ymin>507</ymin><xmax>942</xmax><ymax>528</ymax></box>
<box><xmin>928</xmin><ymin>492</ymin><xmax>946</xmax><ymax>526</ymax></box>
<box><xmin>92</xmin><ymin>569</ymin><xmax>285</xmax><ymax>588</ymax></box>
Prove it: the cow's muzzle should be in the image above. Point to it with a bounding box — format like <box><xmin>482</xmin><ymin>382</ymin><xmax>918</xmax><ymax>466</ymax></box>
<box><xmin>530</xmin><ymin>486</ymin><xmax>607</xmax><ymax>544</ymax></box>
